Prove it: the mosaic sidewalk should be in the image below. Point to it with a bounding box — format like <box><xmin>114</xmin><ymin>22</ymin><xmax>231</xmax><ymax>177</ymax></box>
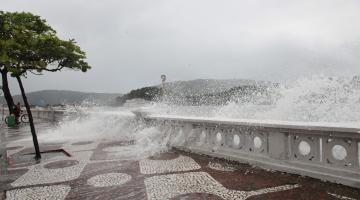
<box><xmin>1</xmin><ymin>125</ymin><xmax>360</xmax><ymax>199</ymax></box>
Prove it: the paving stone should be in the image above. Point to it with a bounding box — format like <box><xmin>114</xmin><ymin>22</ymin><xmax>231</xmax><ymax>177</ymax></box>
<box><xmin>140</xmin><ymin>155</ymin><xmax>201</xmax><ymax>174</ymax></box>
<box><xmin>6</xmin><ymin>185</ymin><xmax>70</xmax><ymax>200</ymax></box>
<box><xmin>43</xmin><ymin>160</ymin><xmax>79</xmax><ymax>169</ymax></box>
<box><xmin>208</xmin><ymin>162</ymin><xmax>235</xmax><ymax>172</ymax></box>
<box><xmin>11</xmin><ymin>151</ymin><xmax>92</xmax><ymax>187</ymax></box>
<box><xmin>144</xmin><ymin>172</ymin><xmax>299</xmax><ymax>200</ymax></box>
<box><xmin>87</xmin><ymin>173</ymin><xmax>132</xmax><ymax>187</ymax></box>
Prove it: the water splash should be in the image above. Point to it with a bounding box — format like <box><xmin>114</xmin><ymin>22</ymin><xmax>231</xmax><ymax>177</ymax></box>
<box><xmin>24</xmin><ymin>74</ymin><xmax>359</xmax><ymax>160</ymax></box>
<box><xmin>36</xmin><ymin>106</ymin><xmax>172</xmax><ymax>159</ymax></box>
<box><xmin>218</xmin><ymin>75</ymin><xmax>360</xmax><ymax>123</ymax></box>
<box><xmin>147</xmin><ymin>74</ymin><xmax>360</xmax><ymax>127</ymax></box>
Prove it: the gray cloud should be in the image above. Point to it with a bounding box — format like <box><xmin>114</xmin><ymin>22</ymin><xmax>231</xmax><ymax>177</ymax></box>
<box><xmin>2</xmin><ymin>0</ymin><xmax>360</xmax><ymax>94</ymax></box>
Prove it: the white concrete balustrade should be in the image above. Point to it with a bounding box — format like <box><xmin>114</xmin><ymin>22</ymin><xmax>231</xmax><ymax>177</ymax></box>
<box><xmin>142</xmin><ymin>114</ymin><xmax>360</xmax><ymax>189</ymax></box>
<box><xmin>1</xmin><ymin>108</ymin><xmax>65</xmax><ymax>122</ymax></box>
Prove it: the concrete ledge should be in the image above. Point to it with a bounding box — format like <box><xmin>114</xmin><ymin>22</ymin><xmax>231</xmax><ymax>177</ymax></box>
<box><xmin>1</xmin><ymin>109</ymin><xmax>66</xmax><ymax>122</ymax></box>
<box><xmin>177</xmin><ymin>146</ymin><xmax>360</xmax><ymax>188</ymax></box>
<box><xmin>147</xmin><ymin>115</ymin><xmax>360</xmax><ymax>135</ymax></box>
<box><xmin>144</xmin><ymin>114</ymin><xmax>360</xmax><ymax>189</ymax></box>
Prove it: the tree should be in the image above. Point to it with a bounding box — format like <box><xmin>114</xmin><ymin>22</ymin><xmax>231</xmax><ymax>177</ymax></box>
<box><xmin>0</xmin><ymin>11</ymin><xmax>90</xmax><ymax>159</ymax></box>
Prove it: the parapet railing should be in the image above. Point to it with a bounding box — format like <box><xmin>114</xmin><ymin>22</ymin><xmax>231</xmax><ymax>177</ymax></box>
<box><xmin>0</xmin><ymin>107</ymin><xmax>65</xmax><ymax>122</ymax></box>
<box><xmin>30</xmin><ymin>109</ymin><xmax>65</xmax><ymax>121</ymax></box>
<box><xmin>142</xmin><ymin>114</ymin><xmax>360</xmax><ymax>188</ymax></box>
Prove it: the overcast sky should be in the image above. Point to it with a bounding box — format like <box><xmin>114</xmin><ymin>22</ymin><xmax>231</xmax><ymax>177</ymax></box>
<box><xmin>2</xmin><ymin>0</ymin><xmax>360</xmax><ymax>94</ymax></box>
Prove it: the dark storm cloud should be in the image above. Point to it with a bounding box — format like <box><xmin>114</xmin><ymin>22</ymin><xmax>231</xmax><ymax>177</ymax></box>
<box><xmin>2</xmin><ymin>0</ymin><xmax>360</xmax><ymax>94</ymax></box>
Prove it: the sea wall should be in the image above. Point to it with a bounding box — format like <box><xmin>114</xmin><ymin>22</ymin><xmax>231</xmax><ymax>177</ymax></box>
<box><xmin>1</xmin><ymin>108</ymin><xmax>65</xmax><ymax>122</ymax></box>
<box><xmin>143</xmin><ymin>114</ymin><xmax>360</xmax><ymax>188</ymax></box>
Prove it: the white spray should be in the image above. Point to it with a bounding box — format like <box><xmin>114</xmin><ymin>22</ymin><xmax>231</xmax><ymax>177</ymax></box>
<box><xmin>25</xmin><ymin>74</ymin><xmax>359</xmax><ymax>160</ymax></box>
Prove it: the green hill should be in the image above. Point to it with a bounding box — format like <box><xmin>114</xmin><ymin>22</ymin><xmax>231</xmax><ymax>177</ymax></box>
<box><xmin>0</xmin><ymin>90</ymin><xmax>122</xmax><ymax>106</ymax></box>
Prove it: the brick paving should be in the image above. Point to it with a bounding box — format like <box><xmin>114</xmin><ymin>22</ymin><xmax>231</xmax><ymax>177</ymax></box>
<box><xmin>0</xmin><ymin>123</ymin><xmax>360</xmax><ymax>200</ymax></box>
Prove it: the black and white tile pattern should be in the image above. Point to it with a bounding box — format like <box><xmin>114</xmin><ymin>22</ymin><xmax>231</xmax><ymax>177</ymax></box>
<box><xmin>140</xmin><ymin>155</ymin><xmax>201</xmax><ymax>174</ymax></box>
<box><xmin>208</xmin><ymin>162</ymin><xmax>235</xmax><ymax>172</ymax></box>
<box><xmin>87</xmin><ymin>173</ymin><xmax>132</xmax><ymax>187</ymax></box>
<box><xmin>145</xmin><ymin>172</ymin><xmax>299</xmax><ymax>200</ymax></box>
<box><xmin>6</xmin><ymin>185</ymin><xmax>71</xmax><ymax>200</ymax></box>
<box><xmin>327</xmin><ymin>192</ymin><xmax>357</xmax><ymax>200</ymax></box>
<box><xmin>11</xmin><ymin>151</ymin><xmax>92</xmax><ymax>187</ymax></box>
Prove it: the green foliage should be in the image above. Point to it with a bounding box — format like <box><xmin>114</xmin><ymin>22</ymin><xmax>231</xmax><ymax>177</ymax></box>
<box><xmin>126</xmin><ymin>86</ymin><xmax>162</xmax><ymax>101</ymax></box>
<box><xmin>116</xmin><ymin>86</ymin><xmax>162</xmax><ymax>105</ymax></box>
<box><xmin>0</xmin><ymin>11</ymin><xmax>90</xmax><ymax>76</ymax></box>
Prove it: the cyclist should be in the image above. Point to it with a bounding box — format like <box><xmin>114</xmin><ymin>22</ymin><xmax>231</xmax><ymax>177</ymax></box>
<box><xmin>14</xmin><ymin>102</ymin><xmax>21</xmax><ymax>124</ymax></box>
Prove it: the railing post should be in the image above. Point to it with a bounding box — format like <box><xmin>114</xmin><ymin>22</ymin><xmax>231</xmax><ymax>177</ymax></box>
<box><xmin>268</xmin><ymin>131</ymin><xmax>289</xmax><ymax>160</ymax></box>
<box><xmin>52</xmin><ymin>109</ymin><xmax>55</xmax><ymax>122</ymax></box>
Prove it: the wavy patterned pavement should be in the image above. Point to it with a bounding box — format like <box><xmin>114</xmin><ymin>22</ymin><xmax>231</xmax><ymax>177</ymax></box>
<box><xmin>1</xmin><ymin>123</ymin><xmax>360</xmax><ymax>200</ymax></box>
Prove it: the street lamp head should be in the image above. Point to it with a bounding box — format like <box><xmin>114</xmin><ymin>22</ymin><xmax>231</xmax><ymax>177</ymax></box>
<box><xmin>161</xmin><ymin>74</ymin><xmax>166</xmax><ymax>82</ymax></box>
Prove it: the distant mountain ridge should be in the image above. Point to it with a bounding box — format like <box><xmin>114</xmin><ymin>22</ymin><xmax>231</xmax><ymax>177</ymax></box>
<box><xmin>0</xmin><ymin>90</ymin><xmax>122</xmax><ymax>106</ymax></box>
<box><xmin>116</xmin><ymin>78</ymin><xmax>275</xmax><ymax>105</ymax></box>
<box><xmin>1</xmin><ymin>79</ymin><xmax>272</xmax><ymax>106</ymax></box>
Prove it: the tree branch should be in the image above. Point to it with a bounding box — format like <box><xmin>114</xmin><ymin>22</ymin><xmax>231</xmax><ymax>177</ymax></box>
<box><xmin>42</xmin><ymin>65</ymin><xmax>65</xmax><ymax>72</ymax></box>
<box><xmin>29</xmin><ymin>70</ymin><xmax>43</xmax><ymax>75</ymax></box>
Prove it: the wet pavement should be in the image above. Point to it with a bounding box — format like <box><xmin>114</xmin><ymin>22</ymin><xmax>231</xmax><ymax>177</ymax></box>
<box><xmin>0</xmin><ymin>122</ymin><xmax>360</xmax><ymax>200</ymax></box>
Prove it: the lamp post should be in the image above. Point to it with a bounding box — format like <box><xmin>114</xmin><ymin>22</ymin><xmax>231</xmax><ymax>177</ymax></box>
<box><xmin>161</xmin><ymin>74</ymin><xmax>166</xmax><ymax>97</ymax></box>
<box><xmin>161</xmin><ymin>74</ymin><xmax>166</xmax><ymax>89</ymax></box>
<box><xmin>0</xmin><ymin>85</ymin><xmax>3</xmax><ymax>121</ymax></box>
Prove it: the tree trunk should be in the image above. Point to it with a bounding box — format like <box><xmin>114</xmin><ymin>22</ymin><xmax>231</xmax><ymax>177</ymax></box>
<box><xmin>1</xmin><ymin>70</ymin><xmax>15</xmax><ymax>114</ymax></box>
<box><xmin>16</xmin><ymin>76</ymin><xmax>41</xmax><ymax>159</ymax></box>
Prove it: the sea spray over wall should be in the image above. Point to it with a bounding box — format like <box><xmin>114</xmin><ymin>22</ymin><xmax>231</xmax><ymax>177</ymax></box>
<box><xmin>148</xmin><ymin>75</ymin><xmax>360</xmax><ymax>127</ymax></box>
<box><xmin>37</xmin><ymin>106</ymin><xmax>173</xmax><ymax>159</ymax></box>
<box><xmin>218</xmin><ymin>75</ymin><xmax>360</xmax><ymax>124</ymax></box>
<box><xmin>264</xmin><ymin>75</ymin><xmax>360</xmax><ymax>123</ymax></box>
<box><xmin>31</xmin><ymin>74</ymin><xmax>360</xmax><ymax>160</ymax></box>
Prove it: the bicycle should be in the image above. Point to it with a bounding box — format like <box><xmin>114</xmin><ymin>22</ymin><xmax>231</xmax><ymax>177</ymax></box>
<box><xmin>4</xmin><ymin>112</ymin><xmax>29</xmax><ymax>124</ymax></box>
<box><xmin>19</xmin><ymin>113</ymin><xmax>29</xmax><ymax>123</ymax></box>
